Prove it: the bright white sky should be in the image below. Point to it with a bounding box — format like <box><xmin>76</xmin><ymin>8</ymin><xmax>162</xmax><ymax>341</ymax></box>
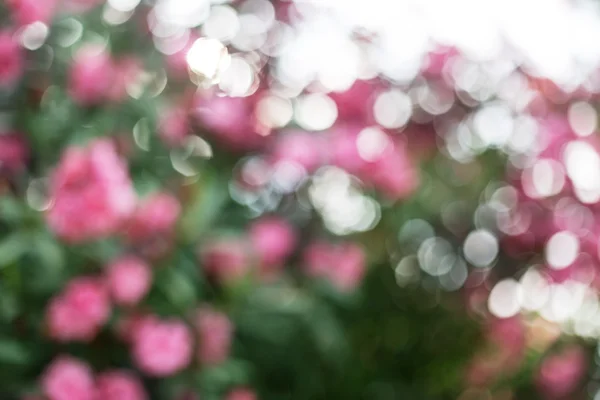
<box><xmin>279</xmin><ymin>0</ymin><xmax>600</xmax><ymax>89</ymax></box>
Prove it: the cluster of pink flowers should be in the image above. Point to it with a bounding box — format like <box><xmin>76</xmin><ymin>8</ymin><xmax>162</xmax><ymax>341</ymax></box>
<box><xmin>199</xmin><ymin>216</ymin><xmax>367</xmax><ymax>291</ymax></box>
<box><xmin>47</xmin><ymin>139</ymin><xmax>136</xmax><ymax>242</ymax></box>
<box><xmin>199</xmin><ymin>216</ymin><xmax>298</xmax><ymax>283</ymax></box>
<box><xmin>192</xmin><ymin>88</ymin><xmax>420</xmax><ymax>201</ymax></box>
<box><xmin>41</xmin><ymin>356</ymin><xmax>146</xmax><ymax>400</ymax></box>
<box><xmin>497</xmin><ymin>111</ymin><xmax>600</xmax><ymax>288</ymax></box>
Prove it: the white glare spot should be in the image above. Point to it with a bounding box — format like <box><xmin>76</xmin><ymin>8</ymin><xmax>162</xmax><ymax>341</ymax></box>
<box><xmin>154</xmin><ymin>0</ymin><xmax>210</xmax><ymax>28</ymax></box>
<box><xmin>488</xmin><ymin>279</ymin><xmax>522</xmax><ymax>318</ymax></box>
<box><xmin>373</xmin><ymin>89</ymin><xmax>412</xmax><ymax>129</ymax></box>
<box><xmin>295</xmin><ymin>93</ymin><xmax>338</xmax><ymax>131</ymax></box>
<box><xmin>568</xmin><ymin>101</ymin><xmax>597</xmax><ymax>137</ymax></box>
<box><xmin>256</xmin><ymin>95</ymin><xmax>293</xmax><ymax>128</ymax></box>
<box><xmin>20</xmin><ymin>22</ymin><xmax>49</xmax><ymax>50</ymax></box>
<box><xmin>186</xmin><ymin>38</ymin><xmax>231</xmax><ymax>83</ymax></box>
<box><xmin>356</xmin><ymin>127</ymin><xmax>390</xmax><ymax>162</ymax></box>
<box><xmin>523</xmin><ymin>159</ymin><xmax>565</xmax><ymax>198</ymax></box>
<box><xmin>218</xmin><ymin>56</ymin><xmax>256</xmax><ymax>97</ymax></box>
<box><xmin>202</xmin><ymin>5</ymin><xmax>240</xmax><ymax>42</ymax></box>
<box><xmin>463</xmin><ymin>229</ymin><xmax>498</xmax><ymax>267</ymax></box>
<box><xmin>107</xmin><ymin>0</ymin><xmax>140</xmax><ymax>12</ymax></box>
<box><xmin>520</xmin><ymin>268</ymin><xmax>550</xmax><ymax>311</ymax></box>
<box><xmin>473</xmin><ymin>103</ymin><xmax>513</xmax><ymax>147</ymax></box>
<box><xmin>417</xmin><ymin>237</ymin><xmax>454</xmax><ymax>276</ymax></box>
<box><xmin>309</xmin><ymin>167</ymin><xmax>380</xmax><ymax>235</ymax></box>
<box><xmin>545</xmin><ymin>231</ymin><xmax>579</xmax><ymax>270</ymax></box>
<box><xmin>563</xmin><ymin>140</ymin><xmax>600</xmax><ymax>201</ymax></box>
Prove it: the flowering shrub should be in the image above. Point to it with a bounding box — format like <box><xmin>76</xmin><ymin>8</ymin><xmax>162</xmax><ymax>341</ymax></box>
<box><xmin>1</xmin><ymin>0</ymin><xmax>600</xmax><ymax>399</ymax></box>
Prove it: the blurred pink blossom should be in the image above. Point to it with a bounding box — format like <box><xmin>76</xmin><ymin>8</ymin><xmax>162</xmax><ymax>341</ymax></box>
<box><xmin>46</xmin><ymin>277</ymin><xmax>110</xmax><ymax>342</ymax></box>
<box><xmin>194</xmin><ymin>93</ymin><xmax>265</xmax><ymax>151</ymax></box>
<box><xmin>329</xmin><ymin>80</ymin><xmax>378</xmax><ymax>122</ymax></box>
<box><xmin>41</xmin><ymin>356</ymin><xmax>95</xmax><ymax>400</ymax></box>
<box><xmin>195</xmin><ymin>306</ymin><xmax>233</xmax><ymax>366</ymax></box>
<box><xmin>68</xmin><ymin>46</ymin><xmax>115</xmax><ymax>106</ymax></box>
<box><xmin>47</xmin><ymin>139</ymin><xmax>136</xmax><ymax>242</ymax></box>
<box><xmin>200</xmin><ymin>238</ymin><xmax>251</xmax><ymax>283</ymax></box>
<box><xmin>303</xmin><ymin>242</ymin><xmax>366</xmax><ymax>291</ymax></box>
<box><xmin>536</xmin><ymin>346</ymin><xmax>587</xmax><ymax>399</ymax></box>
<box><xmin>225</xmin><ymin>388</ymin><xmax>257</xmax><ymax>400</ymax></box>
<box><xmin>420</xmin><ymin>45</ymin><xmax>459</xmax><ymax>80</ymax></box>
<box><xmin>95</xmin><ymin>370</ymin><xmax>147</xmax><ymax>400</ymax></box>
<box><xmin>126</xmin><ymin>192</ymin><xmax>181</xmax><ymax>241</ymax></box>
<box><xmin>132</xmin><ymin>316</ymin><xmax>193</xmax><ymax>377</ymax></box>
<box><xmin>0</xmin><ymin>32</ymin><xmax>23</xmax><ymax>86</ymax></box>
<box><xmin>6</xmin><ymin>0</ymin><xmax>57</xmax><ymax>26</ymax></box>
<box><xmin>249</xmin><ymin>217</ymin><xmax>296</xmax><ymax>274</ymax></box>
<box><xmin>106</xmin><ymin>256</ymin><xmax>152</xmax><ymax>306</ymax></box>
<box><xmin>270</xmin><ymin>131</ymin><xmax>326</xmax><ymax>173</ymax></box>
<box><xmin>0</xmin><ymin>132</ymin><xmax>28</xmax><ymax>172</ymax></box>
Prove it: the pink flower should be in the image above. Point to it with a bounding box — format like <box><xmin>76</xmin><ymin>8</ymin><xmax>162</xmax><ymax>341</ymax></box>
<box><xmin>0</xmin><ymin>132</ymin><xmax>28</xmax><ymax>172</ymax></box>
<box><xmin>365</xmin><ymin>140</ymin><xmax>419</xmax><ymax>200</ymax></box>
<box><xmin>132</xmin><ymin>316</ymin><xmax>193</xmax><ymax>377</ymax></box>
<box><xmin>68</xmin><ymin>46</ymin><xmax>115</xmax><ymax>106</ymax></box>
<box><xmin>158</xmin><ymin>106</ymin><xmax>190</xmax><ymax>147</ymax></box>
<box><xmin>194</xmin><ymin>92</ymin><xmax>265</xmax><ymax>151</ymax></box>
<box><xmin>536</xmin><ymin>346</ymin><xmax>587</xmax><ymax>399</ymax></box>
<box><xmin>126</xmin><ymin>192</ymin><xmax>181</xmax><ymax>241</ymax></box>
<box><xmin>0</xmin><ymin>32</ymin><xmax>23</xmax><ymax>86</ymax></box>
<box><xmin>106</xmin><ymin>256</ymin><xmax>152</xmax><ymax>306</ymax></box>
<box><xmin>249</xmin><ymin>217</ymin><xmax>296</xmax><ymax>273</ymax></box>
<box><xmin>195</xmin><ymin>306</ymin><xmax>233</xmax><ymax>366</ymax></box>
<box><xmin>47</xmin><ymin>139</ymin><xmax>136</xmax><ymax>242</ymax></box>
<box><xmin>200</xmin><ymin>239</ymin><xmax>251</xmax><ymax>283</ymax></box>
<box><xmin>226</xmin><ymin>388</ymin><xmax>257</xmax><ymax>400</ymax></box>
<box><xmin>303</xmin><ymin>242</ymin><xmax>366</xmax><ymax>291</ymax></box>
<box><xmin>96</xmin><ymin>370</ymin><xmax>147</xmax><ymax>400</ymax></box>
<box><xmin>125</xmin><ymin>192</ymin><xmax>180</xmax><ymax>258</ymax></box>
<box><xmin>46</xmin><ymin>277</ymin><xmax>110</xmax><ymax>342</ymax></box>
<box><xmin>41</xmin><ymin>356</ymin><xmax>95</xmax><ymax>400</ymax></box>
<box><xmin>6</xmin><ymin>0</ymin><xmax>57</xmax><ymax>26</ymax></box>
<box><xmin>270</xmin><ymin>131</ymin><xmax>326</xmax><ymax>173</ymax></box>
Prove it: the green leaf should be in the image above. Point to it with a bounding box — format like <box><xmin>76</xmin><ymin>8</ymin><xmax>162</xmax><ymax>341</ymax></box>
<box><xmin>0</xmin><ymin>233</ymin><xmax>29</xmax><ymax>268</ymax></box>
<box><xmin>0</xmin><ymin>339</ymin><xmax>31</xmax><ymax>366</ymax></box>
<box><xmin>180</xmin><ymin>171</ymin><xmax>229</xmax><ymax>243</ymax></box>
<box><xmin>155</xmin><ymin>267</ymin><xmax>198</xmax><ymax>310</ymax></box>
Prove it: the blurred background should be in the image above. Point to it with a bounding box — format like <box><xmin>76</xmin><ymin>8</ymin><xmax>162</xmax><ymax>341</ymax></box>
<box><xmin>3</xmin><ymin>0</ymin><xmax>600</xmax><ymax>399</ymax></box>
